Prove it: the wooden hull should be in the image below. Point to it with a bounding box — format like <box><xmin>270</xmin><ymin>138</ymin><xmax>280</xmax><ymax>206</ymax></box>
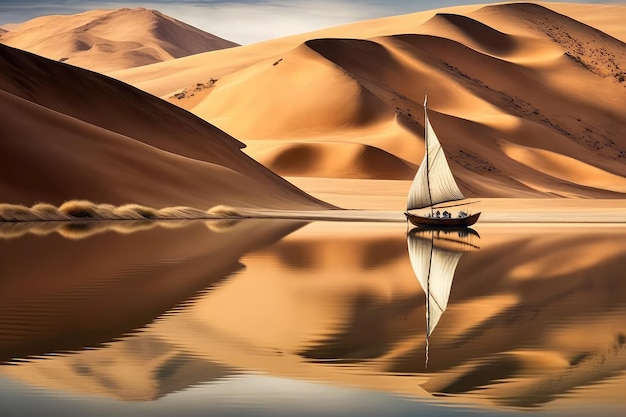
<box><xmin>405</xmin><ymin>212</ymin><xmax>481</xmax><ymax>228</ymax></box>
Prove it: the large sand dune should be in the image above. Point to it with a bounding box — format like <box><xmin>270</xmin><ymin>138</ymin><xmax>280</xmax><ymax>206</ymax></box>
<box><xmin>0</xmin><ymin>8</ymin><xmax>238</xmax><ymax>72</ymax></box>
<box><xmin>0</xmin><ymin>44</ymin><xmax>330</xmax><ymax>210</ymax></box>
<box><xmin>113</xmin><ymin>2</ymin><xmax>626</xmax><ymax>198</ymax></box>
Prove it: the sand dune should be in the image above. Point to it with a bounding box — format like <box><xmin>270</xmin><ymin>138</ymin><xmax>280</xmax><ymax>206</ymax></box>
<box><xmin>113</xmin><ymin>3</ymin><xmax>626</xmax><ymax>198</ymax></box>
<box><xmin>112</xmin><ymin>2</ymin><xmax>626</xmax><ymax>95</ymax></box>
<box><xmin>248</xmin><ymin>141</ymin><xmax>416</xmax><ymax>179</ymax></box>
<box><xmin>548</xmin><ymin>3</ymin><xmax>626</xmax><ymax>42</ymax></box>
<box><xmin>421</xmin><ymin>12</ymin><xmax>520</xmax><ymax>56</ymax></box>
<box><xmin>0</xmin><ymin>44</ymin><xmax>330</xmax><ymax>210</ymax></box>
<box><xmin>0</xmin><ymin>8</ymin><xmax>238</xmax><ymax>72</ymax></box>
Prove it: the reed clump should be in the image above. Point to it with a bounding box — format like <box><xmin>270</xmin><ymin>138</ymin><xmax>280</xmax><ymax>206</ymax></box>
<box><xmin>159</xmin><ymin>206</ymin><xmax>211</xmax><ymax>219</ymax></box>
<box><xmin>207</xmin><ymin>204</ymin><xmax>241</xmax><ymax>217</ymax></box>
<box><xmin>0</xmin><ymin>200</ymin><xmax>244</xmax><ymax>222</ymax></box>
<box><xmin>59</xmin><ymin>200</ymin><xmax>101</xmax><ymax>219</ymax></box>
<box><xmin>0</xmin><ymin>204</ymin><xmax>38</xmax><ymax>221</ymax></box>
<box><xmin>31</xmin><ymin>203</ymin><xmax>72</xmax><ymax>221</ymax></box>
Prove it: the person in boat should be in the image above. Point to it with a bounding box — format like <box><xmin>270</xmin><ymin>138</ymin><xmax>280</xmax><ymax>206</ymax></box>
<box><xmin>443</xmin><ymin>210</ymin><xmax>450</xmax><ymax>218</ymax></box>
<box><xmin>458</xmin><ymin>210</ymin><xmax>467</xmax><ymax>218</ymax></box>
<box><xmin>436</xmin><ymin>210</ymin><xmax>441</xmax><ymax>218</ymax></box>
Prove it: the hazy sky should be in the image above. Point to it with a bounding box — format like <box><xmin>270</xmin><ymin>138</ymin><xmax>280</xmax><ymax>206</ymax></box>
<box><xmin>0</xmin><ymin>0</ymin><xmax>621</xmax><ymax>44</ymax></box>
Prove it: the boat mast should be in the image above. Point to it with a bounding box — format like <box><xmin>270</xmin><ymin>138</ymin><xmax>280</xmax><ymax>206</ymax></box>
<box><xmin>424</xmin><ymin>91</ymin><xmax>433</xmax><ymax>216</ymax></box>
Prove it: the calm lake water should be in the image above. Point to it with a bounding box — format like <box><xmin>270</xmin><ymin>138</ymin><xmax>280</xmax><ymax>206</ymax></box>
<box><xmin>1</xmin><ymin>219</ymin><xmax>625</xmax><ymax>417</ymax></box>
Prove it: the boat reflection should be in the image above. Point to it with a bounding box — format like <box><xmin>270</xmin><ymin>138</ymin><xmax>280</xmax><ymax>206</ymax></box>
<box><xmin>407</xmin><ymin>227</ymin><xmax>480</xmax><ymax>367</ymax></box>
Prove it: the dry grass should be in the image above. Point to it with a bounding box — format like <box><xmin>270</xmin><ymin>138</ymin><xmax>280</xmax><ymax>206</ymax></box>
<box><xmin>0</xmin><ymin>200</ymin><xmax>245</xmax><ymax>222</ymax></box>
<box><xmin>207</xmin><ymin>204</ymin><xmax>240</xmax><ymax>217</ymax></box>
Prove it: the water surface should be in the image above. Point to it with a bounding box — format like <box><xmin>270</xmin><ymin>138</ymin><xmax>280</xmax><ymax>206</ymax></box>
<box><xmin>1</xmin><ymin>220</ymin><xmax>625</xmax><ymax>416</ymax></box>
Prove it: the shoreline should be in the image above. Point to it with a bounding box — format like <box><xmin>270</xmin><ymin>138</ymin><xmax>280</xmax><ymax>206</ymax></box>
<box><xmin>1</xmin><ymin>207</ymin><xmax>626</xmax><ymax>224</ymax></box>
<box><xmin>2</xmin><ymin>193</ymin><xmax>626</xmax><ymax>225</ymax></box>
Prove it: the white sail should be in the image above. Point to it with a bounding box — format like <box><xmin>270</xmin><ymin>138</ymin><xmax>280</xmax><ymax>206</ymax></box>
<box><xmin>407</xmin><ymin>230</ymin><xmax>464</xmax><ymax>337</ymax></box>
<box><xmin>407</xmin><ymin>95</ymin><xmax>466</xmax><ymax>211</ymax></box>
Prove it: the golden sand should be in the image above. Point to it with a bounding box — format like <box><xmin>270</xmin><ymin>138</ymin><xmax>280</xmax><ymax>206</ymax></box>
<box><xmin>0</xmin><ymin>8</ymin><xmax>237</xmax><ymax>72</ymax></box>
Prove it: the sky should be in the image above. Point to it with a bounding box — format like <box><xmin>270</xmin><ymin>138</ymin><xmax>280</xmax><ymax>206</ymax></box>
<box><xmin>0</xmin><ymin>0</ymin><xmax>622</xmax><ymax>44</ymax></box>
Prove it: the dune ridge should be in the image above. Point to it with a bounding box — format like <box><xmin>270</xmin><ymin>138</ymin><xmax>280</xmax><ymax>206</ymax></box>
<box><xmin>110</xmin><ymin>2</ymin><xmax>626</xmax><ymax>199</ymax></box>
<box><xmin>2</xmin><ymin>3</ymin><xmax>625</xmax><ymax>211</ymax></box>
<box><xmin>112</xmin><ymin>2</ymin><xmax>626</xmax><ymax>95</ymax></box>
<box><xmin>0</xmin><ymin>44</ymin><xmax>332</xmax><ymax>211</ymax></box>
<box><xmin>0</xmin><ymin>8</ymin><xmax>238</xmax><ymax>72</ymax></box>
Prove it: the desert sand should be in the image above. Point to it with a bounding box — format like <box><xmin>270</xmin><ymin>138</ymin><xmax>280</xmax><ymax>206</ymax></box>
<box><xmin>108</xmin><ymin>2</ymin><xmax>626</xmax><ymax>202</ymax></box>
<box><xmin>0</xmin><ymin>8</ymin><xmax>238</xmax><ymax>73</ymax></box>
<box><xmin>0</xmin><ymin>44</ymin><xmax>331</xmax><ymax>212</ymax></box>
<box><xmin>237</xmin><ymin>178</ymin><xmax>626</xmax><ymax>223</ymax></box>
<box><xmin>0</xmin><ymin>3</ymin><xmax>624</xmax><ymax>220</ymax></box>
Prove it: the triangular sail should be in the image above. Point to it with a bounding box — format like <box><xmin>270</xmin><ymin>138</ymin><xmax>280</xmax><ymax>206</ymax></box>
<box><xmin>407</xmin><ymin>95</ymin><xmax>466</xmax><ymax>211</ymax></box>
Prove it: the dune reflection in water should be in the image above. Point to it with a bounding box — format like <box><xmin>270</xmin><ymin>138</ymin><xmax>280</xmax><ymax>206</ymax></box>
<box><xmin>0</xmin><ymin>221</ymin><xmax>625</xmax><ymax>416</ymax></box>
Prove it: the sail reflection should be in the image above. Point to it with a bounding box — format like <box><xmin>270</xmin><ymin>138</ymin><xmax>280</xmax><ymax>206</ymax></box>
<box><xmin>407</xmin><ymin>227</ymin><xmax>480</xmax><ymax>367</ymax></box>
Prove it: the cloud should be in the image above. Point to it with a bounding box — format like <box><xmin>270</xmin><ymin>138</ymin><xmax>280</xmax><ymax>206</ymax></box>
<box><xmin>0</xmin><ymin>0</ymin><xmax>398</xmax><ymax>43</ymax></box>
<box><xmin>152</xmin><ymin>1</ymin><xmax>396</xmax><ymax>44</ymax></box>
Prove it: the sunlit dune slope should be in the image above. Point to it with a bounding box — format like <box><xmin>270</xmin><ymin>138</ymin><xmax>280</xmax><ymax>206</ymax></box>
<box><xmin>0</xmin><ymin>45</ymin><xmax>330</xmax><ymax>210</ymax></box>
<box><xmin>116</xmin><ymin>3</ymin><xmax>626</xmax><ymax>198</ymax></box>
<box><xmin>0</xmin><ymin>7</ymin><xmax>238</xmax><ymax>72</ymax></box>
<box><xmin>112</xmin><ymin>2</ymin><xmax>626</xmax><ymax>96</ymax></box>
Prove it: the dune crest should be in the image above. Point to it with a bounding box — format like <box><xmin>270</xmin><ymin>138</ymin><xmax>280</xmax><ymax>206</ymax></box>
<box><xmin>0</xmin><ymin>44</ymin><xmax>332</xmax><ymax>211</ymax></box>
<box><xmin>0</xmin><ymin>8</ymin><xmax>238</xmax><ymax>72</ymax></box>
<box><xmin>192</xmin><ymin>40</ymin><xmax>393</xmax><ymax>139</ymax></box>
<box><xmin>146</xmin><ymin>3</ymin><xmax>626</xmax><ymax>197</ymax></box>
<box><xmin>3</xmin><ymin>3</ymin><xmax>625</xmax><ymax>202</ymax></box>
<box><xmin>422</xmin><ymin>13</ymin><xmax>519</xmax><ymax>56</ymax></box>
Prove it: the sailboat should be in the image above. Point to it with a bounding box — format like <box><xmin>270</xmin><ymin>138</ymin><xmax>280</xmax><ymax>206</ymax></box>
<box><xmin>405</xmin><ymin>93</ymin><xmax>480</xmax><ymax>228</ymax></box>
<box><xmin>406</xmin><ymin>227</ymin><xmax>480</xmax><ymax>367</ymax></box>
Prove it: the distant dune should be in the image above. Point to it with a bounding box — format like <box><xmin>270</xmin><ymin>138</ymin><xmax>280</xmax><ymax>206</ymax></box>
<box><xmin>0</xmin><ymin>44</ymin><xmax>331</xmax><ymax>210</ymax></box>
<box><xmin>0</xmin><ymin>8</ymin><xmax>238</xmax><ymax>72</ymax></box>
<box><xmin>113</xmin><ymin>2</ymin><xmax>626</xmax><ymax>198</ymax></box>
